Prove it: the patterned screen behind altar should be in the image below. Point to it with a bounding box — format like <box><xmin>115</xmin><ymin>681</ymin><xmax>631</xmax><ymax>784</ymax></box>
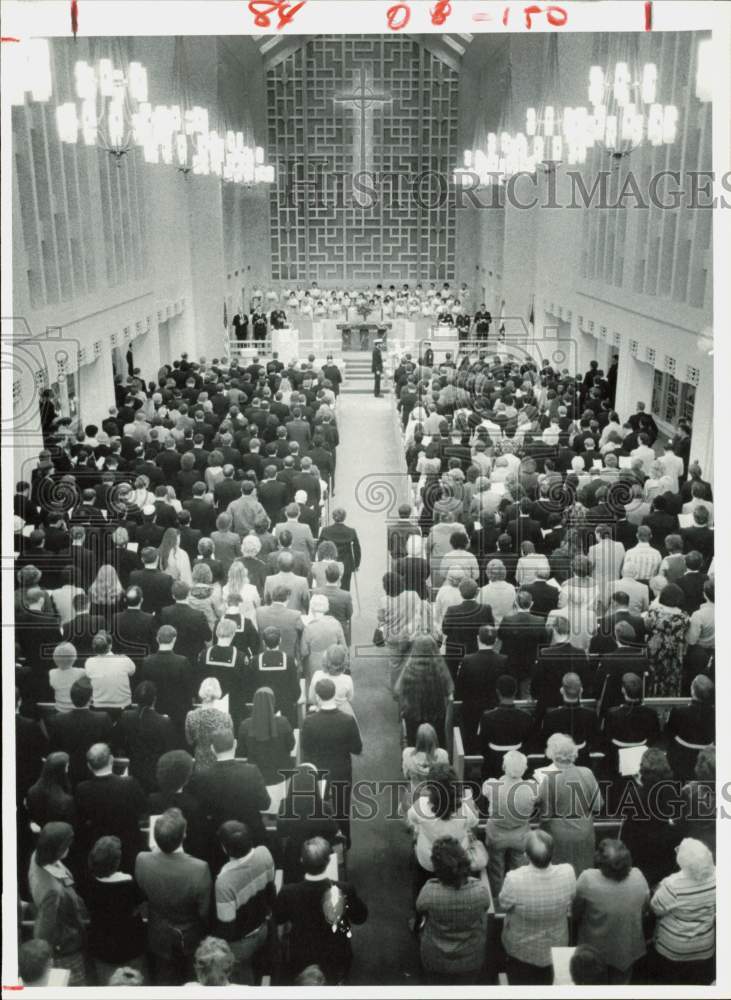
<box><xmin>267</xmin><ymin>36</ymin><xmax>458</xmax><ymax>283</ymax></box>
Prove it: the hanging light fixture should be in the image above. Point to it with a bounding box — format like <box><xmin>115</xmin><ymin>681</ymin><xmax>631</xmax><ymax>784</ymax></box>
<box><xmin>695</xmin><ymin>37</ymin><xmax>712</xmax><ymax>102</ymax></box>
<box><xmin>56</xmin><ymin>43</ymin><xmax>149</xmax><ymax>163</ymax></box>
<box><xmin>524</xmin><ymin>36</ymin><xmax>568</xmax><ymax>172</ymax></box>
<box><xmin>585</xmin><ymin>37</ymin><xmax>679</xmax><ymax>161</ymax></box>
<box><xmin>8</xmin><ymin>38</ymin><xmax>53</xmax><ymax>105</ymax></box>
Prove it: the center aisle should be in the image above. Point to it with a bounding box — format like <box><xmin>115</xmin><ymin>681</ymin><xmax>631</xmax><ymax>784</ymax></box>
<box><xmin>331</xmin><ymin>390</ymin><xmax>421</xmax><ymax>986</ymax></box>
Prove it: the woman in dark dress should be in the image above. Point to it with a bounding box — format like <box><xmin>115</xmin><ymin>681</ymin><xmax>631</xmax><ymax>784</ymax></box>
<box><xmin>395</xmin><ymin>635</ymin><xmax>454</xmax><ymax>747</ymax></box>
<box><xmin>85</xmin><ymin>835</ymin><xmax>146</xmax><ymax>985</ymax></box>
<box><xmin>276</xmin><ymin>764</ymin><xmax>340</xmax><ymax>883</ymax></box>
<box><xmin>26</xmin><ymin>752</ymin><xmax>77</xmax><ymax>828</ymax></box>
<box><xmin>113</xmin><ymin>682</ymin><xmax>176</xmax><ymax>793</ymax></box>
<box><xmin>620</xmin><ymin>749</ymin><xmax>682</xmax><ymax>892</ymax></box>
<box><xmin>236</xmin><ymin>687</ymin><xmax>295</xmax><ymax>790</ymax></box>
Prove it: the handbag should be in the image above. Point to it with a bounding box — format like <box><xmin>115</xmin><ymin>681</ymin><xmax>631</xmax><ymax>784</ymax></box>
<box><xmin>372</xmin><ymin>626</ymin><xmax>385</xmax><ymax>647</ymax></box>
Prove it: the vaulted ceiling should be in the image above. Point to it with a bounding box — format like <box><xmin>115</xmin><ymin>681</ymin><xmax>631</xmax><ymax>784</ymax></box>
<box><xmin>251</xmin><ymin>33</ymin><xmax>474</xmax><ymax>73</ymax></box>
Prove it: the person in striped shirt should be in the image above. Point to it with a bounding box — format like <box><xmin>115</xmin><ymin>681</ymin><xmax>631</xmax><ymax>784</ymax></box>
<box><xmin>649</xmin><ymin>838</ymin><xmax>715</xmax><ymax>984</ymax></box>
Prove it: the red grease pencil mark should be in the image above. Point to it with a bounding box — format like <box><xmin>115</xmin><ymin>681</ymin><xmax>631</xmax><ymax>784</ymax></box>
<box><xmin>247</xmin><ymin>1</ymin><xmax>307</xmax><ymax>30</ymax></box>
<box><xmin>1</xmin><ymin>987</ymin><xmax>25</xmax><ymax>991</ymax></box>
<box><xmin>644</xmin><ymin>0</ymin><xmax>653</xmax><ymax>30</ymax></box>
<box><xmin>502</xmin><ymin>7</ymin><xmax>510</xmax><ymax>25</ymax></box>
<box><xmin>472</xmin><ymin>12</ymin><xmax>492</xmax><ymax>22</ymax></box>
<box><xmin>1</xmin><ymin>37</ymin><xmax>21</xmax><ymax>42</ymax></box>
<box><xmin>430</xmin><ymin>0</ymin><xmax>452</xmax><ymax>26</ymax></box>
<box><xmin>523</xmin><ymin>4</ymin><xmax>568</xmax><ymax>28</ymax></box>
<box><xmin>71</xmin><ymin>0</ymin><xmax>78</xmax><ymax>37</ymax></box>
<box><xmin>386</xmin><ymin>3</ymin><xmax>410</xmax><ymax>30</ymax></box>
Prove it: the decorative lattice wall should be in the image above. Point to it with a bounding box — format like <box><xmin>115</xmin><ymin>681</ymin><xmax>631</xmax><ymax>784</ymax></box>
<box><xmin>267</xmin><ymin>35</ymin><xmax>458</xmax><ymax>284</ymax></box>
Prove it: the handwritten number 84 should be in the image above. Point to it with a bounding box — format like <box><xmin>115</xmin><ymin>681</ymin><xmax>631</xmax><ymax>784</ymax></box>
<box><xmin>248</xmin><ymin>0</ymin><xmax>307</xmax><ymax>30</ymax></box>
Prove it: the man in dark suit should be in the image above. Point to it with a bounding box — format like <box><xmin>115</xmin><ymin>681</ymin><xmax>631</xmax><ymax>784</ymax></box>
<box><xmin>75</xmin><ymin>741</ymin><xmax>147</xmax><ymax>869</ymax></box>
<box><xmin>371</xmin><ymin>339</ymin><xmax>384</xmax><ymax>397</ymax></box>
<box><xmin>643</xmin><ymin>495</ymin><xmax>678</xmax><ymax>554</ymax></box>
<box><xmin>133</xmin><ymin>508</ymin><xmax>165</xmax><ymax>551</ymax></box>
<box><xmin>666</xmin><ymin>674</ymin><xmax>715</xmax><ymax>782</ymax></box>
<box><xmin>541</xmin><ymin>673</ymin><xmax>601</xmax><ymax>765</ymax></box>
<box><xmin>387</xmin><ymin>505</ymin><xmax>421</xmax><ymax>561</ymax></box>
<box><xmin>589</xmin><ymin>590</ymin><xmax>646</xmax><ymax>654</ymax></box>
<box><xmin>15</xmin><ymin>587</ymin><xmax>61</xmax><ymax>700</ymax></box>
<box><xmin>213</xmin><ymin>466</ymin><xmax>242</xmax><ymax>512</ymax></box>
<box><xmin>129</xmin><ymin>547</ymin><xmax>175</xmax><ymax>616</ymax></box>
<box><xmin>531</xmin><ymin>617</ymin><xmax>589</xmax><ymax>719</ymax></box>
<box><xmin>497</xmin><ymin>590</ymin><xmax>547</xmax><ymax>696</ymax></box>
<box><xmin>47</xmin><ymin>677</ymin><xmax>114</xmax><ymax>785</ymax></box>
<box><xmin>318</xmin><ymin>509</ymin><xmax>361</xmax><ymax>592</ymax></box>
<box><xmin>285</xmin><ymin>409</ymin><xmax>312</xmax><ymax>450</ymax></box>
<box><xmin>68</xmin><ymin>525</ymin><xmax>98</xmax><ymax>589</ymax></box>
<box><xmin>506</xmin><ymin>498</ymin><xmax>544</xmax><ymax>551</ymax></box>
<box><xmin>455</xmin><ymin>626</ymin><xmax>507</xmax><ymax>753</ymax></box>
<box><xmin>523</xmin><ymin>568</ymin><xmax>559</xmax><ymax>618</ymax></box>
<box><xmin>140</xmin><ymin>625</ymin><xmax>194</xmax><ymax>739</ymax></box>
<box><xmin>594</xmin><ymin>622</ymin><xmax>649</xmax><ymax>715</ymax></box>
<box><xmin>301</xmin><ymin>677</ymin><xmax>363</xmax><ymax>846</ymax></box>
<box><xmin>676</xmin><ymin>551</ymin><xmax>707</xmax><ymax>615</ymax></box>
<box><xmin>275</xmin><ymin>836</ymin><xmax>368</xmax><ymax>985</ymax></box>
<box><xmin>159</xmin><ymin>581</ymin><xmax>212</xmax><ymax>664</ymax></box>
<box><xmin>680</xmin><ymin>506</ymin><xmax>714</xmax><ymax>570</ymax></box>
<box><xmin>604</xmin><ymin>672</ymin><xmax>661</xmax><ymax>765</ymax></box>
<box><xmin>189</xmin><ymin>728</ymin><xmax>270</xmax><ymax>846</ymax></box>
<box><xmin>176</xmin><ymin>511</ymin><xmax>202</xmax><ymax>563</ymax></box>
<box><xmin>479</xmin><ymin>674</ymin><xmax>535</xmax><ymax>779</ymax></box>
<box><xmin>183</xmin><ymin>484</ymin><xmax>217</xmax><ymax>536</ymax></box>
<box><xmin>258</xmin><ymin>466</ymin><xmax>290</xmax><ymax>527</ymax></box>
<box><xmin>112</xmin><ymin>586</ymin><xmax>158</xmax><ymax>667</ymax></box>
<box><xmin>442</xmin><ymin>578</ymin><xmax>495</xmax><ymax>680</ymax></box>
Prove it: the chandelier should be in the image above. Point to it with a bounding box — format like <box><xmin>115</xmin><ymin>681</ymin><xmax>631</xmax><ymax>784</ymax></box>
<box><xmin>56</xmin><ymin>48</ymin><xmax>149</xmax><ymax>163</ymax></box>
<box><xmin>585</xmin><ymin>59</ymin><xmax>678</xmax><ymax>159</ymax></box>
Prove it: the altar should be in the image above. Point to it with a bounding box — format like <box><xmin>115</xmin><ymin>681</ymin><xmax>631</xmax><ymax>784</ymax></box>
<box><xmin>336</xmin><ymin>322</ymin><xmax>391</xmax><ymax>352</ymax></box>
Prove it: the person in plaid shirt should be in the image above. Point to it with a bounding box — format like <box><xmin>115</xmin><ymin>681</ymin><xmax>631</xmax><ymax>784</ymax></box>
<box><xmin>498</xmin><ymin>830</ymin><xmax>576</xmax><ymax>984</ymax></box>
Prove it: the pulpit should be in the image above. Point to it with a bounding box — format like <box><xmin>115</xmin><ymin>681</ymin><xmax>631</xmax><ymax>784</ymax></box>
<box><xmin>337</xmin><ymin>322</ymin><xmax>391</xmax><ymax>352</ymax></box>
<box><xmin>271</xmin><ymin>327</ymin><xmax>299</xmax><ymax>361</ymax></box>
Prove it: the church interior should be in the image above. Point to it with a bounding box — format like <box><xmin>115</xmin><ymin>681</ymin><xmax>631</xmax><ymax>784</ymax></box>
<box><xmin>9</xmin><ymin>27</ymin><xmax>717</xmax><ymax>990</ymax></box>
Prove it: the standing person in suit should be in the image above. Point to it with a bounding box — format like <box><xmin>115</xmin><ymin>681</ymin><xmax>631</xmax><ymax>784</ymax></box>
<box><xmin>275</xmin><ymin>836</ymin><xmax>368</xmax><ymax>985</ymax></box>
<box><xmin>603</xmin><ymin>673</ymin><xmax>661</xmax><ymax>763</ymax></box>
<box><xmin>113</xmin><ymin>681</ymin><xmax>177</xmax><ymax>792</ymax></box>
<box><xmin>666</xmin><ymin>675</ymin><xmax>715</xmax><ymax>782</ymax></box>
<box><xmin>189</xmin><ymin>729</ymin><xmax>270</xmax><ymax>847</ymax></box>
<box><xmin>531</xmin><ymin>617</ymin><xmax>589</xmax><ymax>720</ymax></box>
<box><xmin>141</xmin><ymin>625</ymin><xmax>195</xmax><ymax>740</ymax></box>
<box><xmin>594</xmin><ymin>622</ymin><xmax>649</xmax><ymax>715</ymax></box>
<box><xmin>479</xmin><ymin>675</ymin><xmax>535</xmax><ymax>780</ymax></box>
<box><xmin>159</xmin><ymin>581</ymin><xmax>212</xmax><ymax>665</ymax></box>
<box><xmin>47</xmin><ymin>678</ymin><xmax>114</xmax><ymax>786</ymax></box>
<box><xmin>441</xmin><ymin>578</ymin><xmax>495</xmax><ymax>681</ymax></box>
<box><xmin>676</xmin><ymin>552</ymin><xmax>708</xmax><ymax>615</ymax></box>
<box><xmin>301</xmin><ymin>678</ymin><xmax>363</xmax><ymax>847</ymax></box>
<box><xmin>454</xmin><ymin>626</ymin><xmax>507</xmax><ymax>754</ymax></box>
<box><xmin>318</xmin><ymin>509</ymin><xmax>361</xmax><ymax>592</ymax></box>
<box><xmin>523</xmin><ymin>567</ymin><xmax>560</xmax><ymax>619</ymax></box>
<box><xmin>128</xmin><ymin>547</ymin><xmax>174</xmax><ymax>617</ymax></box>
<box><xmin>112</xmin><ymin>585</ymin><xmax>158</xmax><ymax>668</ymax></box>
<box><xmin>371</xmin><ymin>339</ymin><xmax>384</xmax><ymax>397</ymax></box>
<box><xmin>74</xmin><ymin>742</ymin><xmax>147</xmax><ymax>871</ymax></box>
<box><xmin>497</xmin><ymin>591</ymin><xmax>548</xmax><ymax>697</ymax></box>
<box><xmin>15</xmin><ymin>586</ymin><xmax>61</xmax><ymax>701</ymax></box>
<box><xmin>135</xmin><ymin>808</ymin><xmax>212</xmax><ymax>985</ymax></box>
<box><xmin>540</xmin><ymin>674</ymin><xmax>601</xmax><ymax>767</ymax></box>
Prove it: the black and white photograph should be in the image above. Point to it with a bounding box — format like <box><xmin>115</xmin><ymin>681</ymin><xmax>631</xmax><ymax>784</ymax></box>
<box><xmin>1</xmin><ymin>0</ymin><xmax>728</xmax><ymax>993</ymax></box>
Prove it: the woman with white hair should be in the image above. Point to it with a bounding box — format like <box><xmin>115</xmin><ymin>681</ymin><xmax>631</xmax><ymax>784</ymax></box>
<box><xmin>538</xmin><ymin>732</ymin><xmax>602</xmax><ymax>876</ymax></box>
<box><xmin>301</xmin><ymin>593</ymin><xmax>346</xmax><ymax>685</ymax></box>
<box><xmin>434</xmin><ymin>567</ymin><xmax>465</xmax><ymax>633</ymax></box>
<box><xmin>184</xmin><ymin>677</ymin><xmax>234</xmax><ymax>769</ymax></box>
<box><xmin>649</xmin><ymin>838</ymin><xmax>716</xmax><ymax>984</ymax></box>
<box><xmin>482</xmin><ymin>749</ymin><xmax>538</xmax><ymax>897</ymax></box>
<box><xmin>644</xmin><ymin>460</ymin><xmax>673</xmax><ymax>503</ymax></box>
<box><xmin>239</xmin><ymin>534</ymin><xmax>267</xmax><ymax>596</ymax></box>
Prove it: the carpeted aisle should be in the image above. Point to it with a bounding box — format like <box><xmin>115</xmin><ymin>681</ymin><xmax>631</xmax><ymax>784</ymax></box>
<box><xmin>330</xmin><ymin>389</ymin><xmax>422</xmax><ymax>986</ymax></box>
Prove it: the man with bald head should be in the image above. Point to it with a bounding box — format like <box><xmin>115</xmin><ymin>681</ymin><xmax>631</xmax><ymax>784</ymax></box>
<box><xmin>540</xmin><ymin>673</ymin><xmax>601</xmax><ymax>765</ymax></box>
<box><xmin>499</xmin><ymin>830</ymin><xmax>576</xmax><ymax>984</ymax></box>
<box><xmin>594</xmin><ymin>621</ymin><xmax>649</xmax><ymax>714</ymax></box>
